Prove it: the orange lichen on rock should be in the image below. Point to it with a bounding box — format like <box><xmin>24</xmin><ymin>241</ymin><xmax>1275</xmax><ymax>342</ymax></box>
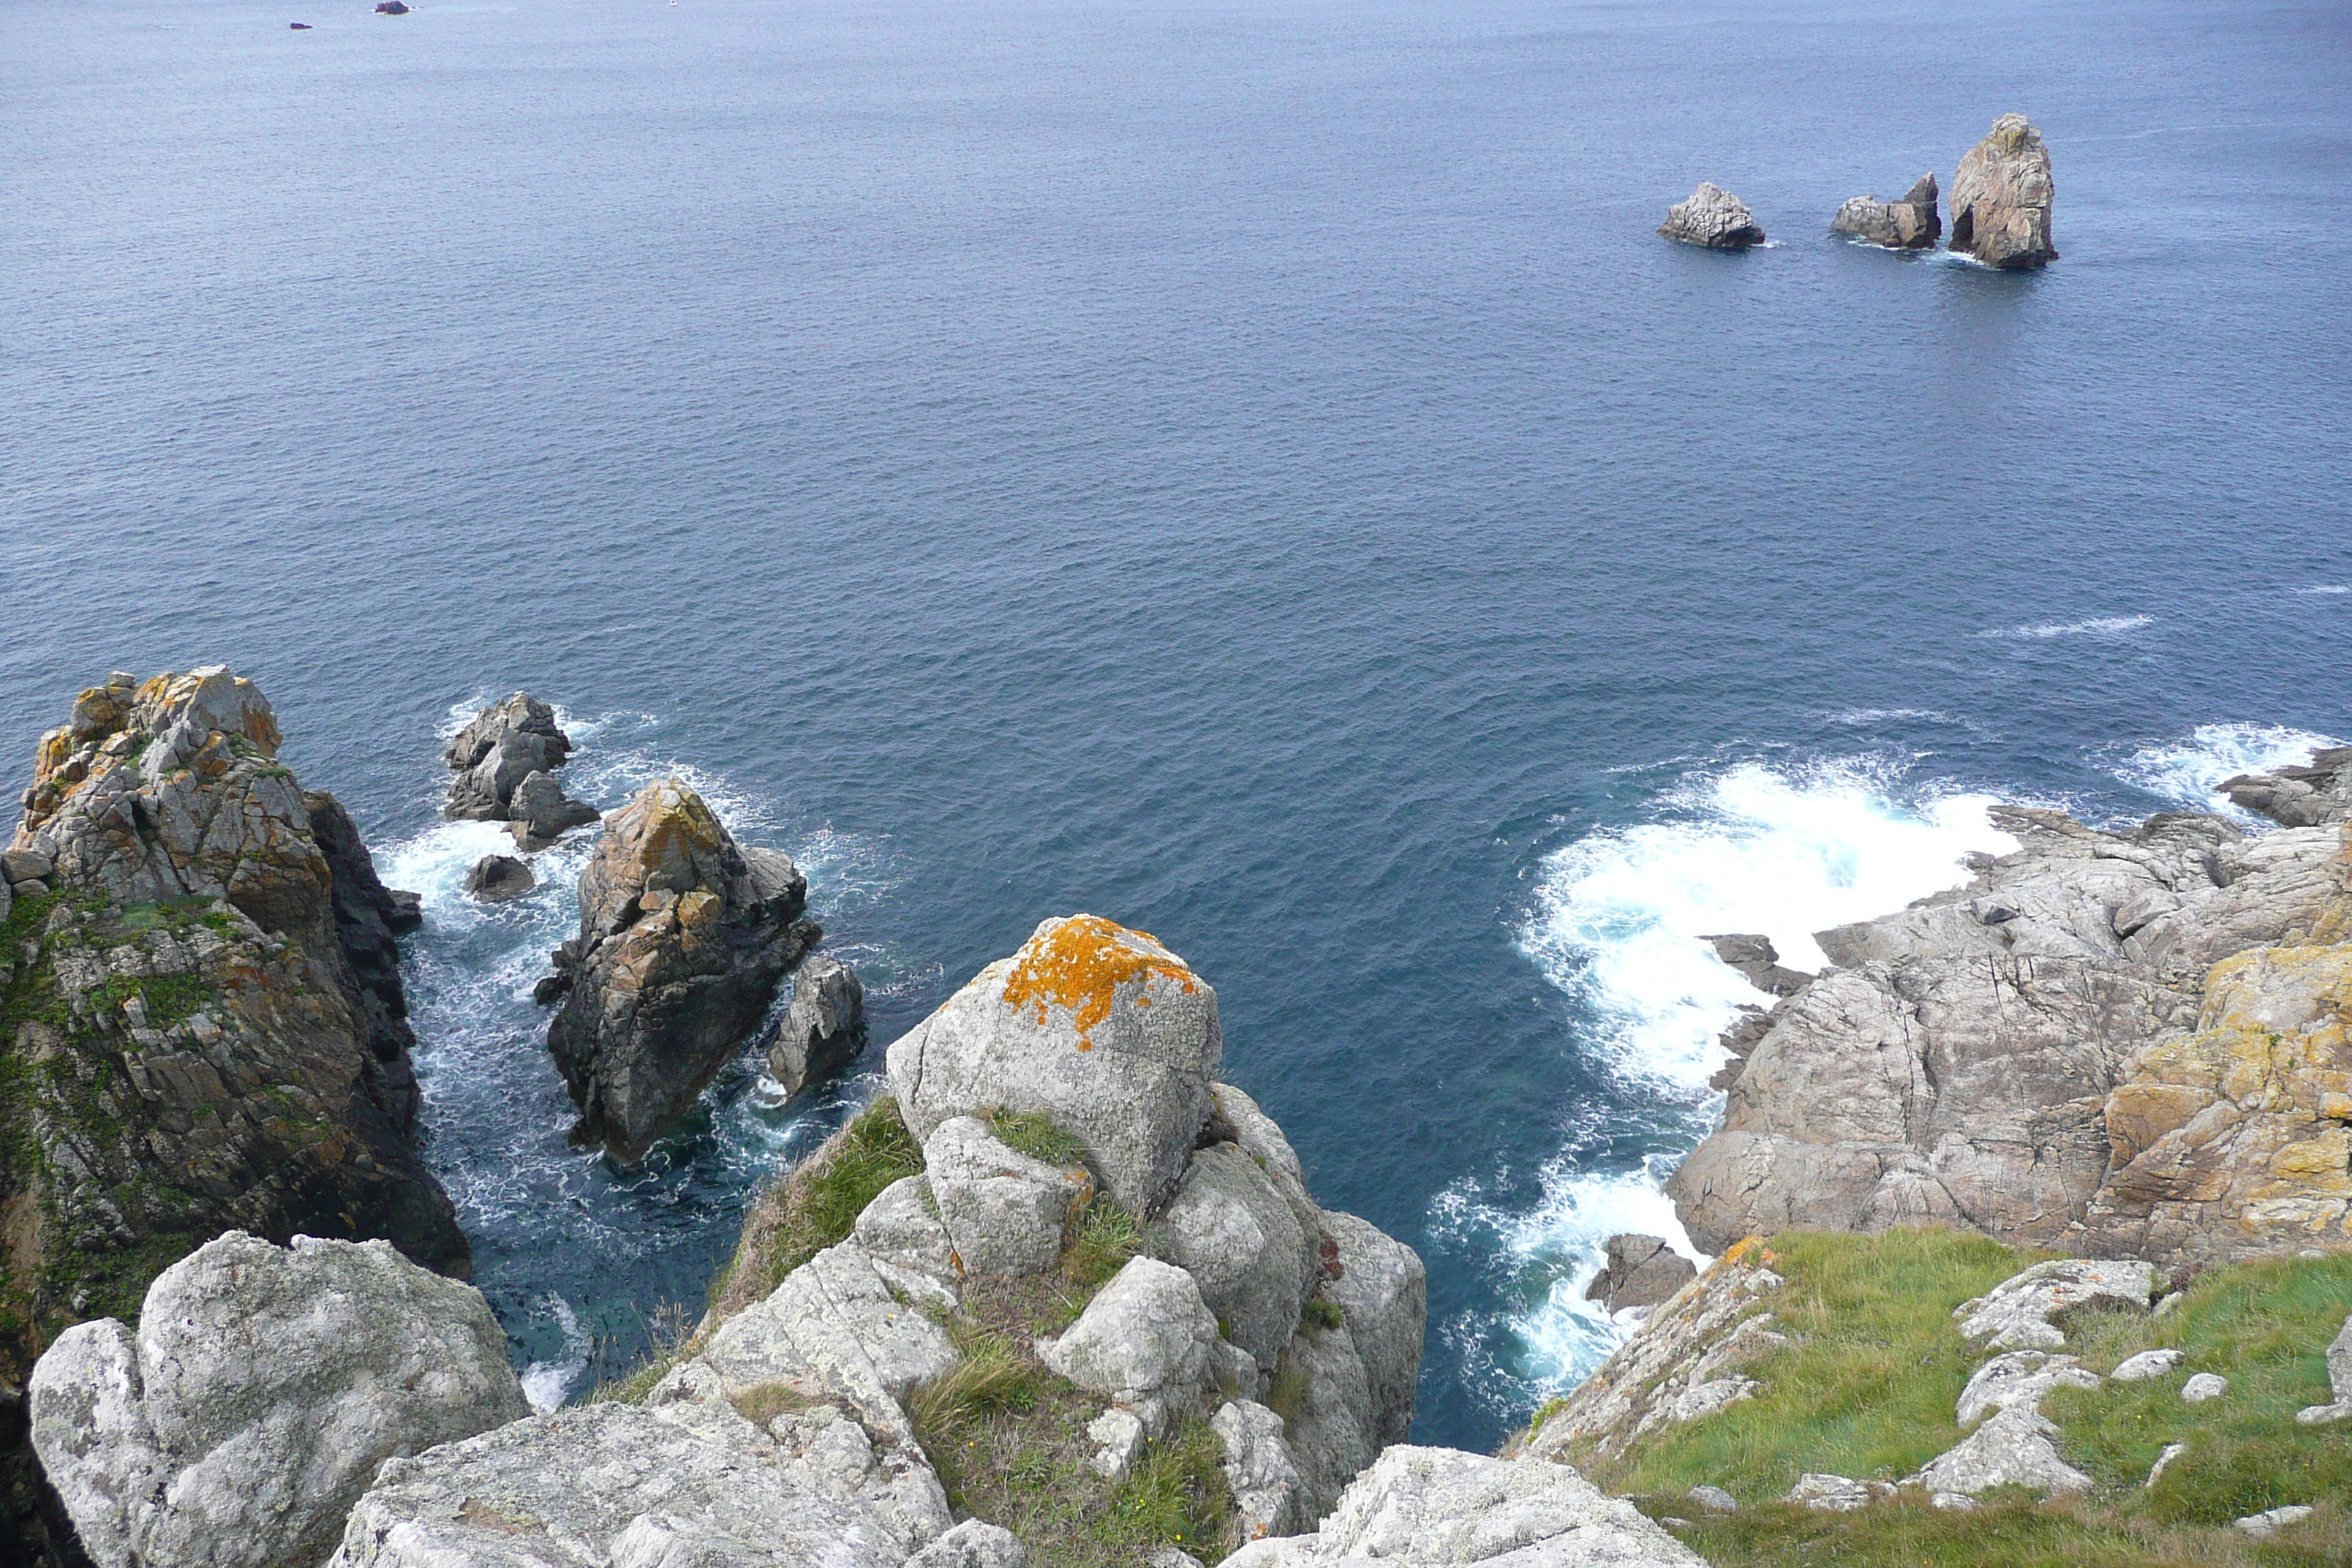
<box><xmin>999</xmin><ymin>913</ymin><xmax>1197</xmax><ymax>1049</ymax></box>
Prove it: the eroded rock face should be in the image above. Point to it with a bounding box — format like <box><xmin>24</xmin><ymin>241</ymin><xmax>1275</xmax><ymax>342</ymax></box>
<box><xmin>442</xmin><ymin>691</ymin><xmax>573</xmax><ymax>821</ymax></box>
<box><xmin>1658</xmin><ymin>182</ymin><xmax>1765</xmax><ymax>249</ymax></box>
<box><xmin>1162</xmin><ymin>1142</ymin><xmax>1319</xmax><ymax>1371</ymax></box>
<box><xmin>1037</xmin><ymin>1256</ymin><xmax>1218</xmax><ymax>1403</ymax></box>
<box><xmin>0</xmin><ymin>668</ymin><xmax>466</xmax><ymax>1351</ymax></box>
<box><xmin>1584</xmin><ymin>1234</ymin><xmax>1697</xmax><ymax>1315</ymax></box>
<box><xmin>768</xmin><ymin>953</ymin><xmax>864</xmax><ymax>1097</ymax></box>
<box><xmin>546</xmin><ymin>778</ymin><xmax>815</xmax><ymax>1164</ymax></box>
<box><xmin>1949</xmin><ymin>114</ymin><xmax>2057</xmax><ymax>268</ymax></box>
<box><xmin>29</xmin><ymin>1232</ymin><xmax>525</xmax><ymax>1568</ymax></box>
<box><xmin>887</xmin><ymin>915</ymin><xmax>1221</xmax><ymax>1213</ymax></box>
<box><xmin>1669</xmin><ymin>791</ymin><xmax>2352</xmax><ymax>1268</ymax></box>
<box><xmin>2223</xmin><ymin>749</ymin><xmax>2352</xmax><ymax>829</ymax></box>
<box><xmin>1832</xmin><ymin>173</ymin><xmax>1941</xmax><ymax>249</ymax></box>
<box><xmin>923</xmin><ymin>1116</ymin><xmax>1086</xmax><ymax>1276</ymax></box>
<box><xmin>1319</xmin><ymin>1210</ymin><xmax>1427</xmax><ymax>1448</ymax></box>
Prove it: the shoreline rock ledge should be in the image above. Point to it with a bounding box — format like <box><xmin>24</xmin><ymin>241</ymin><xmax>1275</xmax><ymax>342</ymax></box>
<box><xmin>1949</xmin><ymin>113</ymin><xmax>2057</xmax><ymax>268</ymax></box>
<box><xmin>1832</xmin><ymin>173</ymin><xmax>1942</xmax><ymax>249</ymax></box>
<box><xmin>545</xmin><ymin>777</ymin><xmax>817</xmax><ymax>1164</ymax></box>
<box><xmin>1658</xmin><ymin>182</ymin><xmax>1765</xmax><ymax>249</ymax></box>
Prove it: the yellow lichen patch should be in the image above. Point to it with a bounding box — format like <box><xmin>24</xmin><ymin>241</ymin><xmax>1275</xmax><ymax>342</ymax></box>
<box><xmin>632</xmin><ymin>780</ymin><xmax>725</xmax><ymax>858</ymax></box>
<box><xmin>1000</xmin><ymin>914</ymin><xmax>1196</xmax><ymax>1050</ymax></box>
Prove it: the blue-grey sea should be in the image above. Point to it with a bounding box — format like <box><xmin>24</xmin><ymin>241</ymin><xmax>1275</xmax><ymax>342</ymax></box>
<box><xmin>4</xmin><ymin>0</ymin><xmax>2348</xmax><ymax>1451</ymax></box>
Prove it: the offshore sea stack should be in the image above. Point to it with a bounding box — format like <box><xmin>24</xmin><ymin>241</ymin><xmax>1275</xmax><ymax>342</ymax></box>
<box><xmin>441</xmin><ymin>690</ymin><xmax>602</xmax><ymax>848</ymax></box>
<box><xmin>544</xmin><ymin>777</ymin><xmax>818</xmax><ymax>1164</ymax></box>
<box><xmin>0</xmin><ymin>668</ymin><xmax>467</xmax><ymax>1357</ymax></box>
<box><xmin>1668</xmin><ymin>741</ymin><xmax>2352</xmax><ymax>1268</ymax></box>
<box><xmin>1658</xmin><ymin>182</ymin><xmax>1765</xmax><ymax>249</ymax></box>
<box><xmin>1948</xmin><ymin>113</ymin><xmax>2057</xmax><ymax>267</ymax></box>
<box><xmin>1831</xmin><ymin>173</ymin><xmax>1942</xmax><ymax>249</ymax></box>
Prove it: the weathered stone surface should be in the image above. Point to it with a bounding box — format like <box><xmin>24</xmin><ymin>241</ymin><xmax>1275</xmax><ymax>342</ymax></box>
<box><xmin>1584</xmin><ymin>1234</ymin><xmax>1697</xmax><ymax>1315</ymax></box>
<box><xmin>547</xmin><ymin>779</ymin><xmax>815</xmax><ymax>1164</ymax></box>
<box><xmin>2112</xmin><ymin>1348</ymin><xmax>2184</xmax><ymax>1382</ymax></box>
<box><xmin>1038</xmin><ymin>1256</ymin><xmax>1218</xmax><ymax>1403</ymax></box>
<box><xmin>1318</xmin><ymin>1209</ymin><xmax>1427</xmax><ymax>1447</ymax></box>
<box><xmin>30</xmin><ymin>1232</ymin><xmax>525</xmax><ymax>1568</ymax></box>
<box><xmin>1831</xmin><ymin>174</ymin><xmax>1941</xmax><ymax>249</ymax></box>
<box><xmin>1704</xmin><ymin>934</ymin><xmax>1814</xmax><ymax>998</ymax></box>
<box><xmin>1949</xmin><ymin>114</ymin><xmax>2057</xmax><ymax>268</ymax></box>
<box><xmin>329</xmin><ymin>1403</ymin><xmax>905</xmax><ymax>1568</ymax></box>
<box><xmin>1</xmin><ymin>668</ymin><xmax>466</xmax><ymax>1357</ymax></box>
<box><xmin>888</xmin><ymin>915</ymin><xmax>1221</xmax><ymax>1213</ymax></box>
<box><xmin>2223</xmin><ymin>749</ymin><xmax>2352</xmax><ymax>828</ymax></box>
<box><xmin>1658</xmin><ymin>182</ymin><xmax>1765</xmax><ymax>249</ymax></box>
<box><xmin>1275</xmin><ymin>1319</ymin><xmax>1378</xmax><ymax>1520</ymax></box>
<box><xmin>1215</xmin><ymin>1399</ymin><xmax>1311</xmax><ymax>1543</ymax></box>
<box><xmin>924</xmin><ymin>1116</ymin><xmax>1085</xmax><ymax>1276</ymax></box>
<box><xmin>442</xmin><ymin>691</ymin><xmax>574</xmax><ymax>821</ymax></box>
<box><xmin>2182</xmin><ymin>1371</ymin><xmax>2229</xmax><ymax>1403</ymax></box>
<box><xmin>698</xmin><ymin>1240</ymin><xmax>957</xmax><ymax>1441</ymax></box>
<box><xmin>768</xmin><ymin>953</ymin><xmax>864</xmax><ymax>1096</ymax></box>
<box><xmin>1909</xmin><ymin>1408</ymin><xmax>2089</xmax><ymax>1499</ymax></box>
<box><xmin>851</xmin><ymin>1175</ymin><xmax>959</xmax><ymax>1280</ymax></box>
<box><xmin>1523</xmin><ymin>1240</ymin><xmax>1788</xmax><ymax>1463</ymax></box>
<box><xmin>1784</xmin><ymin>1473</ymin><xmax>1891</xmax><ymax>1512</ymax></box>
<box><xmin>507</xmin><ymin>769</ymin><xmax>602</xmax><ymax>851</ymax></box>
<box><xmin>1670</xmin><ymin>791</ymin><xmax>2352</xmax><ymax>1268</ymax></box>
<box><xmin>1954</xmin><ymin>1259</ymin><xmax>2155</xmax><ymax>1351</ymax></box>
<box><xmin>1210</xmin><ymin>1083</ymin><xmax>1326</xmax><ymax>1243</ymax></box>
<box><xmin>1163</xmin><ymin>1142</ymin><xmax>1318</xmax><ymax>1371</ymax></box>
<box><xmin>1952</xmin><ymin>1350</ymin><xmax>2100</xmax><ymax>1428</ymax></box>
<box><xmin>1215</xmin><ymin>1444</ymin><xmax>1705</xmax><ymax>1566</ymax></box>
<box><xmin>905</xmin><ymin>1520</ymin><xmax>1028</xmax><ymax>1568</ymax></box>
<box><xmin>464</xmin><ymin>853</ymin><xmax>536</xmax><ymax>902</ymax></box>
<box><xmin>2237</xmin><ymin>1504</ymin><xmax>2315</xmax><ymax>1538</ymax></box>
<box><xmin>1688</xmin><ymin>1485</ymin><xmax>1737</xmax><ymax>1515</ymax></box>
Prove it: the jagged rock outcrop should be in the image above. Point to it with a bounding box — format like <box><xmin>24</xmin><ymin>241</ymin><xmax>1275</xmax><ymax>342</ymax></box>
<box><xmin>0</xmin><ymin>668</ymin><xmax>466</xmax><ymax>1360</ymax></box>
<box><xmin>1215</xmin><ymin>1445</ymin><xmax>1704</xmax><ymax>1567</ymax></box>
<box><xmin>507</xmin><ymin>769</ymin><xmax>603</xmax><ymax>851</ymax></box>
<box><xmin>1668</xmin><ymin>770</ymin><xmax>2352</xmax><ymax>1267</ymax></box>
<box><xmin>1831</xmin><ymin>173</ymin><xmax>1941</xmax><ymax>249</ymax></box>
<box><xmin>1584</xmin><ymin>1233</ymin><xmax>1697</xmax><ymax>1315</ymax></box>
<box><xmin>1657</xmin><ymin>183</ymin><xmax>1765</xmax><ymax>249</ymax></box>
<box><xmin>442</xmin><ymin>691</ymin><xmax>575</xmax><ymax>820</ymax></box>
<box><xmin>923</xmin><ymin>1115</ymin><xmax>1087</xmax><ymax>1275</ymax></box>
<box><xmin>29</xmin><ymin>1232</ymin><xmax>525</xmax><ymax>1568</ymax></box>
<box><xmin>887</xmin><ymin>914</ymin><xmax>1221</xmax><ymax>1214</ymax></box>
<box><xmin>546</xmin><ymin>778</ymin><xmax>816</xmax><ymax>1164</ymax></box>
<box><xmin>1948</xmin><ymin>114</ymin><xmax>2057</xmax><ymax>268</ymax></box>
<box><xmin>2223</xmin><ymin>749</ymin><xmax>2352</xmax><ymax>828</ymax></box>
<box><xmin>768</xmin><ymin>953</ymin><xmax>864</xmax><ymax>1097</ymax></box>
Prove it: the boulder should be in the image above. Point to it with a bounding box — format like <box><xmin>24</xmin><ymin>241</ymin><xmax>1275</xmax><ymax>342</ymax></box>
<box><xmin>905</xmin><ymin>1521</ymin><xmax>1028</xmax><ymax>1568</ymax></box>
<box><xmin>1907</xmin><ymin>1407</ymin><xmax>2091</xmax><ymax>1498</ymax></box>
<box><xmin>329</xmin><ymin>1403</ymin><xmax>905</xmax><ymax>1568</ymax></box>
<box><xmin>2296</xmin><ymin>1313</ymin><xmax>2352</xmax><ymax>1423</ymax></box>
<box><xmin>0</xmin><ymin>668</ymin><xmax>465</xmax><ymax>1346</ymax></box>
<box><xmin>373</xmin><ymin>1</ymin><xmax>407</xmax><ymax>12</ymax></box>
<box><xmin>546</xmin><ymin>778</ymin><xmax>815</xmax><ymax>1164</ymax></box>
<box><xmin>1657</xmin><ymin>183</ymin><xmax>1765</xmax><ymax>249</ymax></box>
<box><xmin>1318</xmin><ymin>1210</ymin><xmax>1427</xmax><ymax>1447</ymax></box>
<box><xmin>1161</xmin><ymin>1142</ymin><xmax>1319</xmax><ymax>1370</ymax></box>
<box><xmin>2112</xmin><ymin>1348</ymin><xmax>2184</xmax><ymax>1382</ymax></box>
<box><xmin>1953</xmin><ymin>1350</ymin><xmax>2100</xmax><ymax>1428</ymax></box>
<box><xmin>464</xmin><ymin>853</ymin><xmax>535</xmax><ymax>902</ymax></box>
<box><xmin>2237</xmin><ymin>1504</ymin><xmax>2315</xmax><ymax>1539</ymax></box>
<box><xmin>1213</xmin><ymin>1400</ymin><xmax>1311</xmax><ymax>1542</ymax></box>
<box><xmin>1215</xmin><ymin>1444</ymin><xmax>1705</xmax><ymax>1566</ymax></box>
<box><xmin>923</xmin><ymin>1116</ymin><xmax>1086</xmax><ymax>1275</ymax></box>
<box><xmin>29</xmin><ymin>1232</ymin><xmax>526</xmax><ymax>1568</ymax></box>
<box><xmin>507</xmin><ymin>769</ymin><xmax>602</xmax><ymax>851</ymax></box>
<box><xmin>1831</xmin><ymin>174</ymin><xmax>1941</xmax><ymax>249</ymax></box>
<box><xmin>1954</xmin><ymin>1259</ymin><xmax>2155</xmax><ymax>1351</ymax></box>
<box><xmin>768</xmin><ymin>953</ymin><xmax>865</xmax><ymax>1097</ymax></box>
<box><xmin>442</xmin><ymin>691</ymin><xmax>573</xmax><ymax>821</ymax></box>
<box><xmin>887</xmin><ymin>915</ymin><xmax>1221</xmax><ymax>1213</ymax></box>
<box><xmin>852</xmin><ymin>1175</ymin><xmax>960</xmax><ymax>1280</ymax></box>
<box><xmin>1948</xmin><ymin>114</ymin><xmax>2057</xmax><ymax>268</ymax></box>
<box><xmin>1584</xmin><ymin>1234</ymin><xmax>1697</xmax><ymax>1315</ymax></box>
<box><xmin>2182</xmin><ymin>1371</ymin><xmax>2229</xmax><ymax>1403</ymax></box>
<box><xmin>1784</xmin><ymin>1473</ymin><xmax>1891</xmax><ymax>1512</ymax></box>
<box><xmin>1036</xmin><ymin>1256</ymin><xmax>1218</xmax><ymax>1403</ymax></box>
<box><xmin>2221</xmin><ymin>748</ymin><xmax>2352</xmax><ymax>827</ymax></box>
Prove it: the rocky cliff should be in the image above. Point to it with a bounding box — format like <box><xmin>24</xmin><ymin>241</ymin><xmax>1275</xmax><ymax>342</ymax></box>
<box><xmin>1669</xmin><ymin>746</ymin><xmax>2352</xmax><ymax>1269</ymax></box>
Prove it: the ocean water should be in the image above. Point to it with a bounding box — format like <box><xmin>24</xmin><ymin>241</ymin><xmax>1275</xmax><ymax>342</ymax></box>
<box><xmin>4</xmin><ymin>0</ymin><xmax>2349</xmax><ymax>1450</ymax></box>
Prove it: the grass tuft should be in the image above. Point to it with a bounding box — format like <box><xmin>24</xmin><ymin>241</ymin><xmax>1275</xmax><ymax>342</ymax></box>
<box><xmin>705</xmin><ymin>1096</ymin><xmax>923</xmax><ymax>1324</ymax></box>
<box><xmin>1063</xmin><ymin>1198</ymin><xmax>1151</xmax><ymax>1294</ymax></box>
<box><xmin>987</xmin><ymin>1107</ymin><xmax>1088</xmax><ymax>1167</ymax></box>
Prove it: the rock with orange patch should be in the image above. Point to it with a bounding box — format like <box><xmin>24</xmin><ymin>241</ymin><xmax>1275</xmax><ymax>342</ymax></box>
<box><xmin>547</xmin><ymin>778</ymin><xmax>817</xmax><ymax>1165</ymax></box>
<box><xmin>887</xmin><ymin>915</ymin><xmax>1220</xmax><ymax>1213</ymax></box>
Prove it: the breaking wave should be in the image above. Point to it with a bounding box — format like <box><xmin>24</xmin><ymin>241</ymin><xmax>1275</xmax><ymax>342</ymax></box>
<box><xmin>2109</xmin><ymin>722</ymin><xmax>2343</xmax><ymax>819</ymax></box>
<box><xmin>1978</xmin><ymin>614</ymin><xmax>2155</xmax><ymax>641</ymax></box>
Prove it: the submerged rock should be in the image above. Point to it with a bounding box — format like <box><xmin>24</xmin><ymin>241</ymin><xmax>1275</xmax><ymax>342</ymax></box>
<box><xmin>767</xmin><ymin>951</ymin><xmax>864</xmax><ymax>1096</ymax></box>
<box><xmin>464</xmin><ymin>852</ymin><xmax>535</xmax><ymax>902</ymax></box>
<box><xmin>547</xmin><ymin>778</ymin><xmax>815</xmax><ymax>1164</ymax></box>
<box><xmin>29</xmin><ymin>1232</ymin><xmax>524</xmax><ymax>1568</ymax></box>
<box><xmin>1831</xmin><ymin>173</ymin><xmax>1942</xmax><ymax>249</ymax></box>
<box><xmin>886</xmin><ymin>913</ymin><xmax>1221</xmax><ymax>1213</ymax></box>
<box><xmin>1585</xmin><ymin>1233</ymin><xmax>1697</xmax><ymax>1314</ymax></box>
<box><xmin>1949</xmin><ymin>114</ymin><xmax>2057</xmax><ymax>268</ymax></box>
<box><xmin>1658</xmin><ymin>182</ymin><xmax>1765</xmax><ymax>249</ymax></box>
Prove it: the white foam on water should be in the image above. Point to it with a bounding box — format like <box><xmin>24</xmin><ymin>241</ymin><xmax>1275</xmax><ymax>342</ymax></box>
<box><xmin>2109</xmin><ymin>722</ymin><xmax>2343</xmax><ymax>819</ymax></box>
<box><xmin>520</xmin><ymin>1292</ymin><xmax>589</xmax><ymax>1414</ymax></box>
<box><xmin>2301</xmin><ymin>584</ymin><xmax>2351</xmax><ymax>596</ymax></box>
<box><xmin>1978</xmin><ymin>614</ymin><xmax>2155</xmax><ymax>641</ymax></box>
<box><xmin>1441</xmin><ymin>757</ymin><xmax>2016</xmax><ymax>1414</ymax></box>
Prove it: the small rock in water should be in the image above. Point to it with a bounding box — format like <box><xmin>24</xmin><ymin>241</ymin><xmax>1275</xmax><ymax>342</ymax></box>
<box><xmin>2180</xmin><ymin>1372</ymin><xmax>2229</xmax><ymax>1403</ymax></box>
<box><xmin>464</xmin><ymin>853</ymin><xmax>535</xmax><ymax>902</ymax></box>
<box><xmin>375</xmin><ymin>1</ymin><xmax>409</xmax><ymax>12</ymax></box>
<box><xmin>289</xmin><ymin>19</ymin><xmax>312</xmax><ymax>26</ymax></box>
<box><xmin>1831</xmin><ymin>173</ymin><xmax>1941</xmax><ymax>249</ymax></box>
<box><xmin>1586</xmin><ymin>1233</ymin><xmax>1698</xmax><ymax>1313</ymax></box>
<box><xmin>1658</xmin><ymin>182</ymin><xmax>1765</xmax><ymax>249</ymax></box>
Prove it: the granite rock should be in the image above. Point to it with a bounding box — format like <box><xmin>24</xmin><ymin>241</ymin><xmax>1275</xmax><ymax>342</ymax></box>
<box><xmin>905</xmin><ymin>1520</ymin><xmax>1028</xmax><ymax>1568</ymax></box>
<box><xmin>1584</xmin><ymin>1234</ymin><xmax>1697</xmax><ymax>1314</ymax></box>
<box><xmin>1907</xmin><ymin>1408</ymin><xmax>2090</xmax><ymax>1499</ymax></box>
<box><xmin>1162</xmin><ymin>1141</ymin><xmax>1319</xmax><ymax>1370</ymax></box>
<box><xmin>923</xmin><ymin>1115</ymin><xmax>1086</xmax><ymax>1276</ymax></box>
<box><xmin>1036</xmin><ymin>1256</ymin><xmax>1218</xmax><ymax>1403</ymax></box>
<box><xmin>442</xmin><ymin>692</ymin><xmax>574</xmax><ymax>821</ymax></box>
<box><xmin>1318</xmin><ymin>1209</ymin><xmax>1428</xmax><ymax>1447</ymax></box>
<box><xmin>1831</xmin><ymin>173</ymin><xmax>1941</xmax><ymax>249</ymax></box>
<box><xmin>1214</xmin><ymin>1399</ymin><xmax>1311</xmax><ymax>1542</ymax></box>
<box><xmin>768</xmin><ymin>953</ymin><xmax>864</xmax><ymax>1097</ymax></box>
<box><xmin>1949</xmin><ymin>115</ymin><xmax>2057</xmax><ymax>268</ymax></box>
<box><xmin>2222</xmin><ymin>748</ymin><xmax>2352</xmax><ymax>828</ymax></box>
<box><xmin>1953</xmin><ymin>1259</ymin><xmax>2155</xmax><ymax>1352</ymax></box>
<box><xmin>1658</xmin><ymin>183</ymin><xmax>1765</xmax><ymax>249</ymax></box>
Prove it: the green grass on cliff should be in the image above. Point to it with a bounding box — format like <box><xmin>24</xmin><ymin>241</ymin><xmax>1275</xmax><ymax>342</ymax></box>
<box><xmin>1564</xmin><ymin>1229</ymin><xmax>2352</xmax><ymax>1567</ymax></box>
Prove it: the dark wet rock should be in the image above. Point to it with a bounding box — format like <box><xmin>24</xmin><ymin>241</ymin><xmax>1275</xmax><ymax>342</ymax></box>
<box><xmin>507</xmin><ymin>769</ymin><xmax>603</xmax><ymax>851</ymax></box>
<box><xmin>288</xmin><ymin>20</ymin><xmax>312</xmax><ymax>27</ymax></box>
<box><xmin>766</xmin><ymin>953</ymin><xmax>864</xmax><ymax>1096</ymax></box>
<box><xmin>1586</xmin><ymin>1234</ymin><xmax>1698</xmax><ymax>1313</ymax></box>
<box><xmin>442</xmin><ymin>692</ymin><xmax>573</xmax><ymax>821</ymax></box>
<box><xmin>1950</xmin><ymin>115</ymin><xmax>2057</xmax><ymax>268</ymax></box>
<box><xmin>547</xmin><ymin>778</ymin><xmax>815</xmax><ymax>1164</ymax></box>
<box><xmin>532</xmin><ymin>971</ymin><xmax>572</xmax><ymax>1007</ymax></box>
<box><xmin>1832</xmin><ymin>173</ymin><xmax>1941</xmax><ymax>249</ymax></box>
<box><xmin>374</xmin><ymin>1</ymin><xmax>407</xmax><ymax>12</ymax></box>
<box><xmin>1703</xmin><ymin>933</ymin><xmax>1814</xmax><ymax>997</ymax></box>
<box><xmin>463</xmin><ymin>853</ymin><xmax>535</xmax><ymax>903</ymax></box>
<box><xmin>1659</xmin><ymin>183</ymin><xmax>1765</xmax><ymax>249</ymax></box>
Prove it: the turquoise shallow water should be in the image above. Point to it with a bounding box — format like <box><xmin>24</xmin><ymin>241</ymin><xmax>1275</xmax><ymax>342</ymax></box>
<box><xmin>2</xmin><ymin>0</ymin><xmax>2348</xmax><ymax>1450</ymax></box>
